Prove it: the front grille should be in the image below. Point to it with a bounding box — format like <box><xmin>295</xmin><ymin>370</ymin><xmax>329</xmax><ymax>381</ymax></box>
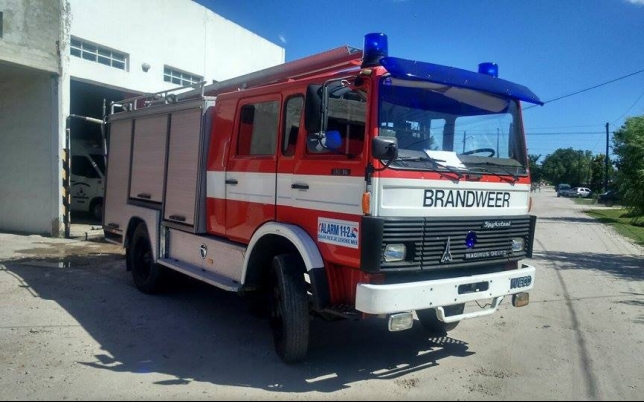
<box><xmin>381</xmin><ymin>216</ymin><xmax>533</xmax><ymax>272</ymax></box>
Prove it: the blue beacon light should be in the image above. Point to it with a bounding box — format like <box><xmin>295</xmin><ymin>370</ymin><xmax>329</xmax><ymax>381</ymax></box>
<box><xmin>465</xmin><ymin>231</ymin><xmax>478</xmax><ymax>249</ymax></box>
<box><xmin>478</xmin><ymin>62</ymin><xmax>499</xmax><ymax>78</ymax></box>
<box><xmin>362</xmin><ymin>33</ymin><xmax>388</xmax><ymax>68</ymax></box>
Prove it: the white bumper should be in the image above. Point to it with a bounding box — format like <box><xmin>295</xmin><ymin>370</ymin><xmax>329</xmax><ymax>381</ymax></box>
<box><xmin>355</xmin><ymin>265</ymin><xmax>535</xmax><ymax>315</ymax></box>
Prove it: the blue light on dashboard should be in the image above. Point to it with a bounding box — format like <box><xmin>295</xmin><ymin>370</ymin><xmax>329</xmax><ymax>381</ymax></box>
<box><xmin>362</xmin><ymin>33</ymin><xmax>388</xmax><ymax>68</ymax></box>
<box><xmin>465</xmin><ymin>231</ymin><xmax>478</xmax><ymax>249</ymax></box>
<box><xmin>478</xmin><ymin>62</ymin><xmax>499</xmax><ymax>78</ymax></box>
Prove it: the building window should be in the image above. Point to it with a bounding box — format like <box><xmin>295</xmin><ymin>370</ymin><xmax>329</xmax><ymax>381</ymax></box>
<box><xmin>163</xmin><ymin>66</ymin><xmax>203</xmax><ymax>86</ymax></box>
<box><xmin>70</xmin><ymin>37</ymin><xmax>127</xmax><ymax>70</ymax></box>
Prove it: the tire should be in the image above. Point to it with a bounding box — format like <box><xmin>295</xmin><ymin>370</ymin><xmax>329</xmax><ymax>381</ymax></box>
<box><xmin>270</xmin><ymin>254</ymin><xmax>309</xmax><ymax>363</ymax></box>
<box><xmin>127</xmin><ymin>223</ymin><xmax>165</xmax><ymax>294</ymax></box>
<box><xmin>416</xmin><ymin>303</ymin><xmax>465</xmax><ymax>335</ymax></box>
<box><xmin>91</xmin><ymin>200</ymin><xmax>103</xmax><ymax>221</ymax></box>
<box><xmin>606</xmin><ymin>200</ymin><xmax>614</xmax><ymax>207</ymax></box>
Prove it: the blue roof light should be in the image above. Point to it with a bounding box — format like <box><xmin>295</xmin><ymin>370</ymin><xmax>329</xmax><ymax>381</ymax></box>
<box><xmin>362</xmin><ymin>33</ymin><xmax>388</xmax><ymax>68</ymax></box>
<box><xmin>479</xmin><ymin>62</ymin><xmax>499</xmax><ymax>78</ymax></box>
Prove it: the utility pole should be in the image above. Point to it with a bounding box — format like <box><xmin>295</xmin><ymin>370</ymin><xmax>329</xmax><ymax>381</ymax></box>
<box><xmin>462</xmin><ymin>131</ymin><xmax>467</xmax><ymax>153</ymax></box>
<box><xmin>578</xmin><ymin>150</ymin><xmax>582</xmax><ymax>186</ymax></box>
<box><xmin>604</xmin><ymin>122</ymin><xmax>610</xmax><ymax>192</ymax></box>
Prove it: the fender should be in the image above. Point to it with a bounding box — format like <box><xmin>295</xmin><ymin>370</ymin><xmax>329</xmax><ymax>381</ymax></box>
<box><xmin>243</xmin><ymin>222</ymin><xmax>329</xmax><ymax>309</ymax></box>
<box><xmin>243</xmin><ymin>222</ymin><xmax>324</xmax><ymax>276</ymax></box>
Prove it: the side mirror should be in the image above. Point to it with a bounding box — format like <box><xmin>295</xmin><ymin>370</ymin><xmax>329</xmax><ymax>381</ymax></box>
<box><xmin>372</xmin><ymin>136</ymin><xmax>398</xmax><ymax>161</ymax></box>
<box><xmin>304</xmin><ymin>85</ymin><xmax>322</xmax><ymax>133</ymax></box>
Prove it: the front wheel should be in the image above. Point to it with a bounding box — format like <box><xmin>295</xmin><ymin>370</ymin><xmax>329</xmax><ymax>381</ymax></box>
<box><xmin>416</xmin><ymin>304</ymin><xmax>465</xmax><ymax>335</ymax></box>
<box><xmin>270</xmin><ymin>255</ymin><xmax>309</xmax><ymax>363</ymax></box>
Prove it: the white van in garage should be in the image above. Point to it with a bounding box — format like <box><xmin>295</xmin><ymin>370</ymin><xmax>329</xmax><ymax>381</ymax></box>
<box><xmin>70</xmin><ymin>141</ymin><xmax>105</xmax><ymax>220</ymax></box>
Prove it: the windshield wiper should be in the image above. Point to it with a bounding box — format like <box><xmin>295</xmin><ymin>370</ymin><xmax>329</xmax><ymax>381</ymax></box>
<box><xmin>466</xmin><ymin>162</ymin><xmax>521</xmax><ymax>183</ymax></box>
<box><xmin>396</xmin><ymin>155</ymin><xmax>465</xmax><ymax>180</ymax></box>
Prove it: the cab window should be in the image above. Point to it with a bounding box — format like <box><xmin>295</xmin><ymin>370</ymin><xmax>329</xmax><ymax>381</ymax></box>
<box><xmin>237</xmin><ymin>101</ymin><xmax>279</xmax><ymax>156</ymax></box>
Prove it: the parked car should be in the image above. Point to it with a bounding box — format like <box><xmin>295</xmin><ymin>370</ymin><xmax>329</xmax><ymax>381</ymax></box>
<box><xmin>567</xmin><ymin>187</ymin><xmax>592</xmax><ymax>198</ymax></box>
<box><xmin>557</xmin><ymin>183</ymin><xmax>571</xmax><ymax>197</ymax></box>
<box><xmin>598</xmin><ymin>190</ymin><xmax>619</xmax><ymax>207</ymax></box>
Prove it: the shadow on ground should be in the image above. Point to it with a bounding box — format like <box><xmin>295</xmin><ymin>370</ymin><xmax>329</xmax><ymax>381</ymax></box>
<box><xmin>0</xmin><ymin>256</ymin><xmax>473</xmax><ymax>393</ymax></box>
<box><xmin>531</xmin><ymin>250</ymin><xmax>644</xmax><ymax>282</ymax></box>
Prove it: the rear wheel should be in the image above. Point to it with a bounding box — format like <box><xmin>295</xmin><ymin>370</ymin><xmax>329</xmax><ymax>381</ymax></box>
<box><xmin>127</xmin><ymin>223</ymin><xmax>165</xmax><ymax>294</ymax></box>
<box><xmin>270</xmin><ymin>254</ymin><xmax>309</xmax><ymax>363</ymax></box>
<box><xmin>417</xmin><ymin>304</ymin><xmax>465</xmax><ymax>335</ymax></box>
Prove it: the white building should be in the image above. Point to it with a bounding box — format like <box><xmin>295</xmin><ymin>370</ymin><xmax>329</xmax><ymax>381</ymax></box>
<box><xmin>0</xmin><ymin>0</ymin><xmax>284</xmax><ymax>236</ymax></box>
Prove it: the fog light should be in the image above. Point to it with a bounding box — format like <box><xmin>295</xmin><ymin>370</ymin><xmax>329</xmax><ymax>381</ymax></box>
<box><xmin>388</xmin><ymin>312</ymin><xmax>414</xmax><ymax>332</ymax></box>
<box><xmin>384</xmin><ymin>244</ymin><xmax>406</xmax><ymax>262</ymax></box>
<box><xmin>512</xmin><ymin>292</ymin><xmax>530</xmax><ymax>307</ymax></box>
<box><xmin>512</xmin><ymin>237</ymin><xmax>525</xmax><ymax>252</ymax></box>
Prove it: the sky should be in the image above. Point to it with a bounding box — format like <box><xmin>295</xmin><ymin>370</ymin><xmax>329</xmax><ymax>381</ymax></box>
<box><xmin>195</xmin><ymin>0</ymin><xmax>644</xmax><ymax>161</ymax></box>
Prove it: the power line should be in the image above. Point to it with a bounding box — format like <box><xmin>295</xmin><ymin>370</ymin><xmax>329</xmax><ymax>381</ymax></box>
<box><xmin>524</xmin><ymin>67</ymin><xmax>644</xmax><ymax>111</ymax></box>
<box><xmin>525</xmin><ymin>124</ymin><xmax>605</xmax><ymax>131</ymax></box>
<box><xmin>526</xmin><ymin>131</ymin><xmax>604</xmax><ymax>135</ymax></box>
<box><xmin>610</xmin><ymin>87</ymin><xmax>644</xmax><ymax>125</ymax></box>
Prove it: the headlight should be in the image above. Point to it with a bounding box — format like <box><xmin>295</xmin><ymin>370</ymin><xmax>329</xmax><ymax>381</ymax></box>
<box><xmin>384</xmin><ymin>244</ymin><xmax>406</xmax><ymax>262</ymax></box>
<box><xmin>512</xmin><ymin>237</ymin><xmax>525</xmax><ymax>252</ymax></box>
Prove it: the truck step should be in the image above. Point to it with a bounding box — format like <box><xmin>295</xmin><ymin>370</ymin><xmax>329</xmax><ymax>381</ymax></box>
<box><xmin>157</xmin><ymin>258</ymin><xmax>241</xmax><ymax>292</ymax></box>
<box><xmin>321</xmin><ymin>304</ymin><xmax>361</xmax><ymax>320</ymax></box>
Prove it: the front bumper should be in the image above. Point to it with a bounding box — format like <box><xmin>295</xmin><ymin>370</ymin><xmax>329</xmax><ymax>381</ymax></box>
<box><xmin>355</xmin><ymin>264</ymin><xmax>535</xmax><ymax>316</ymax></box>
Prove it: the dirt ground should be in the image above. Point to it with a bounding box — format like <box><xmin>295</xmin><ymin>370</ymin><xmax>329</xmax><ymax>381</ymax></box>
<box><xmin>1</xmin><ymin>188</ymin><xmax>642</xmax><ymax>400</ymax></box>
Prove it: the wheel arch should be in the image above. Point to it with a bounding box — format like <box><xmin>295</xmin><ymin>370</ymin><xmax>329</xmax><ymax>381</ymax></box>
<box><xmin>243</xmin><ymin>222</ymin><xmax>328</xmax><ymax>309</ymax></box>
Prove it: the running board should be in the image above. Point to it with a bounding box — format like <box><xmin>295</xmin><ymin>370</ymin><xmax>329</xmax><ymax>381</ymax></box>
<box><xmin>157</xmin><ymin>258</ymin><xmax>241</xmax><ymax>292</ymax></box>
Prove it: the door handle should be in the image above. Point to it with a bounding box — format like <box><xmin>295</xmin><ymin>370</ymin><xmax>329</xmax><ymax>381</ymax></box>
<box><xmin>291</xmin><ymin>183</ymin><xmax>309</xmax><ymax>190</ymax></box>
<box><xmin>226</xmin><ymin>179</ymin><xmax>238</xmax><ymax>185</ymax></box>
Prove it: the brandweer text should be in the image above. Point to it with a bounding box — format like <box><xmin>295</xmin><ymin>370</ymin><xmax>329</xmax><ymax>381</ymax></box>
<box><xmin>423</xmin><ymin>189</ymin><xmax>511</xmax><ymax>208</ymax></box>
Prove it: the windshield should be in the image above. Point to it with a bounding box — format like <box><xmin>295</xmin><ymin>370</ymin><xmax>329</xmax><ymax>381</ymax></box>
<box><xmin>378</xmin><ymin>77</ymin><xmax>528</xmax><ymax>176</ymax></box>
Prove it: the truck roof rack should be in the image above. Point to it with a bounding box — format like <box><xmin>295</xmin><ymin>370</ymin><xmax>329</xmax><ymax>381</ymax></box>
<box><xmin>179</xmin><ymin>45</ymin><xmax>363</xmax><ymax>100</ymax></box>
<box><xmin>110</xmin><ymin>45</ymin><xmax>363</xmax><ymax>114</ymax></box>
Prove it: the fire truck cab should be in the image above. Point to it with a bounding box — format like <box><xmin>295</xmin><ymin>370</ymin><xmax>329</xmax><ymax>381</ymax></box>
<box><xmin>103</xmin><ymin>33</ymin><xmax>541</xmax><ymax>363</ymax></box>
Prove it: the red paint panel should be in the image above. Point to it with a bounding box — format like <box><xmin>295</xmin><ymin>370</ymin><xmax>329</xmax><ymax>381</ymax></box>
<box><xmin>225</xmin><ymin>199</ymin><xmax>275</xmax><ymax>243</ymax></box>
<box><xmin>326</xmin><ymin>264</ymin><xmax>383</xmax><ymax>305</ymax></box>
<box><xmin>206</xmin><ymin>197</ymin><xmax>226</xmax><ymax>236</ymax></box>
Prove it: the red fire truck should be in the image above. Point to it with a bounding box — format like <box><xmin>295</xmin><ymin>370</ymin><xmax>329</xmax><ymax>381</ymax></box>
<box><xmin>103</xmin><ymin>33</ymin><xmax>541</xmax><ymax>363</ymax></box>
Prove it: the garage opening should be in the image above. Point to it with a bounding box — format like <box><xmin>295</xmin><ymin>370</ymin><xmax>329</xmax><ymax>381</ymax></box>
<box><xmin>69</xmin><ymin>80</ymin><xmax>127</xmax><ymax>232</ymax></box>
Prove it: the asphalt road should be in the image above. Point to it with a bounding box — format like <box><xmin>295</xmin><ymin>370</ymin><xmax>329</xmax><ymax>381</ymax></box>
<box><xmin>1</xmin><ymin>188</ymin><xmax>642</xmax><ymax>400</ymax></box>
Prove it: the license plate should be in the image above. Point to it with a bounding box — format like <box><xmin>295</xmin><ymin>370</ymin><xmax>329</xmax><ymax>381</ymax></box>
<box><xmin>510</xmin><ymin>275</ymin><xmax>532</xmax><ymax>289</ymax></box>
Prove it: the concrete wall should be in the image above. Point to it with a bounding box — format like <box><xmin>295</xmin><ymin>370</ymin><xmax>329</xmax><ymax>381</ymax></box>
<box><xmin>0</xmin><ymin>0</ymin><xmax>65</xmax><ymax>236</ymax></box>
<box><xmin>0</xmin><ymin>0</ymin><xmax>62</xmax><ymax>74</ymax></box>
<box><xmin>68</xmin><ymin>0</ymin><xmax>285</xmax><ymax>94</ymax></box>
<box><xmin>0</xmin><ymin>68</ymin><xmax>60</xmax><ymax>235</ymax></box>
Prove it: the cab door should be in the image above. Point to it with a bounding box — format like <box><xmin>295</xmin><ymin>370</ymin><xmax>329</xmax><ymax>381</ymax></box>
<box><xmin>279</xmin><ymin>86</ymin><xmax>369</xmax><ymax>267</ymax></box>
<box><xmin>225</xmin><ymin>96</ymin><xmax>280</xmax><ymax>243</ymax></box>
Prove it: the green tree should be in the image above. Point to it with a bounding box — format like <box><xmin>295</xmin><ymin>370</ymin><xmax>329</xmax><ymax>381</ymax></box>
<box><xmin>529</xmin><ymin>154</ymin><xmax>543</xmax><ymax>183</ymax></box>
<box><xmin>613</xmin><ymin>116</ymin><xmax>644</xmax><ymax>215</ymax></box>
<box><xmin>542</xmin><ymin>148</ymin><xmax>593</xmax><ymax>187</ymax></box>
<box><xmin>589</xmin><ymin>154</ymin><xmax>614</xmax><ymax>194</ymax></box>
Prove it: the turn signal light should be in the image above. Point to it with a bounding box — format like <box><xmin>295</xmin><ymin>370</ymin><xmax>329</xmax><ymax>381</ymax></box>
<box><xmin>362</xmin><ymin>191</ymin><xmax>371</xmax><ymax>215</ymax></box>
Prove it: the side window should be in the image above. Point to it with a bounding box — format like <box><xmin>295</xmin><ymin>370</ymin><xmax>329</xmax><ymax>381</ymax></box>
<box><xmin>237</xmin><ymin>101</ymin><xmax>279</xmax><ymax>156</ymax></box>
<box><xmin>72</xmin><ymin>155</ymin><xmax>100</xmax><ymax>179</ymax></box>
<box><xmin>282</xmin><ymin>96</ymin><xmax>303</xmax><ymax>157</ymax></box>
<box><xmin>307</xmin><ymin>87</ymin><xmax>366</xmax><ymax>156</ymax></box>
